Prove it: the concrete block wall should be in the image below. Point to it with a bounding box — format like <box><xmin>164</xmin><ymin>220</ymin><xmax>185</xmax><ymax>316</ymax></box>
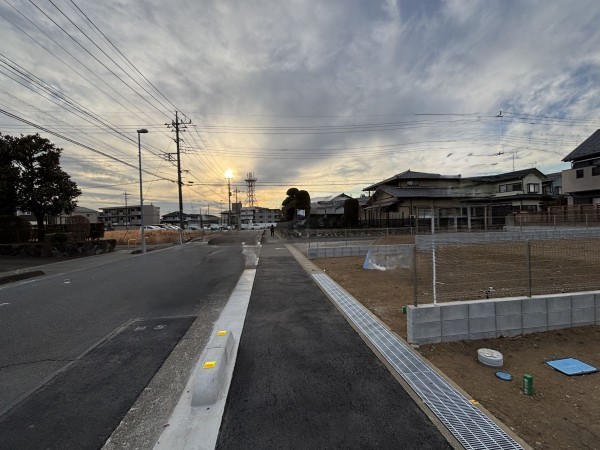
<box><xmin>415</xmin><ymin>228</ymin><xmax>600</xmax><ymax>250</ymax></box>
<box><xmin>307</xmin><ymin>245</ymin><xmax>370</xmax><ymax>259</ymax></box>
<box><xmin>307</xmin><ymin>244</ymin><xmax>411</xmax><ymax>259</ymax></box>
<box><xmin>407</xmin><ymin>291</ymin><xmax>600</xmax><ymax>344</ymax></box>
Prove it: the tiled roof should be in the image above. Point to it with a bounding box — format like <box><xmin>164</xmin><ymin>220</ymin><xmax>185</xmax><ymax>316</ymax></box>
<box><xmin>465</xmin><ymin>168</ymin><xmax>544</xmax><ymax>183</ymax></box>
<box><xmin>311</xmin><ymin>193</ymin><xmax>353</xmax><ymax>203</ymax></box>
<box><xmin>562</xmin><ymin>129</ymin><xmax>600</xmax><ymax>162</ymax></box>
<box><xmin>543</xmin><ymin>172</ymin><xmax>561</xmax><ymax>183</ymax></box>
<box><xmin>363</xmin><ymin>170</ymin><xmax>461</xmax><ymax>191</ymax></box>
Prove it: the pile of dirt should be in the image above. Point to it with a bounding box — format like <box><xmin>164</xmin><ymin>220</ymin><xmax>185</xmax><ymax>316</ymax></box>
<box><xmin>313</xmin><ymin>255</ymin><xmax>600</xmax><ymax>450</ymax></box>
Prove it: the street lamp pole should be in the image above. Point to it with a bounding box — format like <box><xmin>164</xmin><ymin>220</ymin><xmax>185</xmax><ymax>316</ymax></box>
<box><xmin>137</xmin><ymin>129</ymin><xmax>149</xmax><ymax>253</ymax></box>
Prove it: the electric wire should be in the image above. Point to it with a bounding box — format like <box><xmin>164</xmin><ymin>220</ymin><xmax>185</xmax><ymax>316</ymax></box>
<box><xmin>27</xmin><ymin>0</ymin><xmax>170</xmax><ymax>121</ymax></box>
<box><xmin>0</xmin><ymin>108</ymin><xmax>176</xmax><ymax>182</ymax></box>
<box><xmin>1</xmin><ymin>0</ymin><xmax>167</xmax><ymax>132</ymax></box>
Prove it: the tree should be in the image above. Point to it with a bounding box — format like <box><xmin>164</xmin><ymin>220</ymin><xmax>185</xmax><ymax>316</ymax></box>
<box><xmin>10</xmin><ymin>134</ymin><xmax>81</xmax><ymax>239</ymax></box>
<box><xmin>281</xmin><ymin>187</ymin><xmax>311</xmax><ymax>222</ymax></box>
<box><xmin>295</xmin><ymin>190</ymin><xmax>311</xmax><ymax>218</ymax></box>
<box><xmin>0</xmin><ymin>134</ymin><xmax>20</xmax><ymax>215</ymax></box>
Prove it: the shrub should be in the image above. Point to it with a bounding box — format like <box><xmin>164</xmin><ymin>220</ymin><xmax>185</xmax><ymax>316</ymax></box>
<box><xmin>89</xmin><ymin>222</ymin><xmax>105</xmax><ymax>239</ymax></box>
<box><xmin>65</xmin><ymin>215</ymin><xmax>90</xmax><ymax>241</ymax></box>
<box><xmin>0</xmin><ymin>215</ymin><xmax>32</xmax><ymax>243</ymax></box>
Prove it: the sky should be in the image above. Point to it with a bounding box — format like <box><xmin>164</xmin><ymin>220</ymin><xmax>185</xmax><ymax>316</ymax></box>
<box><xmin>1</xmin><ymin>0</ymin><xmax>599</xmax><ymax>215</ymax></box>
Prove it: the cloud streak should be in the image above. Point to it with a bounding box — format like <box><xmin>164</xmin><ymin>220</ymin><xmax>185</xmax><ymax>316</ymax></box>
<box><xmin>1</xmin><ymin>0</ymin><xmax>599</xmax><ymax>214</ymax></box>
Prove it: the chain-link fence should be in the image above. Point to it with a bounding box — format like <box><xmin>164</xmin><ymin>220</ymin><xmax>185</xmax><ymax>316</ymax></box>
<box><xmin>414</xmin><ymin>236</ymin><xmax>600</xmax><ymax>304</ymax></box>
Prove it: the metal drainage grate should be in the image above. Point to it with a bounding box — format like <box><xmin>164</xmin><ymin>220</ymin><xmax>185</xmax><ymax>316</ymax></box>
<box><xmin>313</xmin><ymin>273</ymin><xmax>523</xmax><ymax>450</ymax></box>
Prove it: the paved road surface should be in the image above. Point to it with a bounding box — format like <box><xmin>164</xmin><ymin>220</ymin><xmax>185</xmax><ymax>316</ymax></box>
<box><xmin>216</xmin><ymin>239</ymin><xmax>451</xmax><ymax>449</ymax></box>
<box><xmin>0</xmin><ymin>240</ymin><xmax>246</xmax><ymax>449</ymax></box>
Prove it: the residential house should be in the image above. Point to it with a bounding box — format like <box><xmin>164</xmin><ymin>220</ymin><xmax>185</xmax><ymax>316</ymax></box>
<box><xmin>18</xmin><ymin>206</ymin><xmax>100</xmax><ymax>225</ymax></box>
<box><xmin>363</xmin><ymin>169</ymin><xmax>549</xmax><ymax>229</ymax></box>
<box><xmin>309</xmin><ymin>193</ymin><xmax>354</xmax><ymax>227</ymax></box>
<box><xmin>561</xmin><ymin>129</ymin><xmax>600</xmax><ymax>205</ymax></box>
<box><xmin>363</xmin><ymin>171</ymin><xmax>465</xmax><ymax>227</ymax></box>
<box><xmin>63</xmin><ymin>206</ymin><xmax>100</xmax><ymax>223</ymax></box>
<box><xmin>543</xmin><ymin>172</ymin><xmax>563</xmax><ymax>196</ymax></box>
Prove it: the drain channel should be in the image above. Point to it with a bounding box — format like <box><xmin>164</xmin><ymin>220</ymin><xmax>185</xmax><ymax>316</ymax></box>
<box><xmin>313</xmin><ymin>273</ymin><xmax>523</xmax><ymax>450</ymax></box>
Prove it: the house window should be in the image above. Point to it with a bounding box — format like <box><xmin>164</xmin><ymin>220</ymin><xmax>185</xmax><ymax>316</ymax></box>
<box><xmin>498</xmin><ymin>183</ymin><xmax>522</xmax><ymax>193</ymax></box>
<box><xmin>592</xmin><ymin>166</ymin><xmax>600</xmax><ymax>176</ymax></box>
<box><xmin>554</xmin><ymin>186</ymin><xmax>562</xmax><ymax>195</ymax></box>
<box><xmin>576</xmin><ymin>169</ymin><xmax>584</xmax><ymax>178</ymax></box>
<box><xmin>527</xmin><ymin>183</ymin><xmax>540</xmax><ymax>193</ymax></box>
<box><xmin>406</xmin><ymin>181</ymin><xmax>419</xmax><ymax>186</ymax></box>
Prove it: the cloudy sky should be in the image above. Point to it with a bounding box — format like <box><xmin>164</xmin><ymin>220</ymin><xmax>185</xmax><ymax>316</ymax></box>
<box><xmin>1</xmin><ymin>0</ymin><xmax>599</xmax><ymax>214</ymax></box>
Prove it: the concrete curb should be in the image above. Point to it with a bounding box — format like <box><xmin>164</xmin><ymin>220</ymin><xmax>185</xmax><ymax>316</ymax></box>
<box><xmin>153</xmin><ymin>268</ymin><xmax>256</xmax><ymax>450</ymax></box>
<box><xmin>0</xmin><ymin>269</ymin><xmax>45</xmax><ymax>285</ymax></box>
<box><xmin>191</xmin><ymin>330</ymin><xmax>235</xmax><ymax>407</ymax></box>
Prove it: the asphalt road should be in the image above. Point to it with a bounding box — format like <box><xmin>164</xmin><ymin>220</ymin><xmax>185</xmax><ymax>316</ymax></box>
<box><xmin>0</xmin><ymin>240</ymin><xmax>246</xmax><ymax>448</ymax></box>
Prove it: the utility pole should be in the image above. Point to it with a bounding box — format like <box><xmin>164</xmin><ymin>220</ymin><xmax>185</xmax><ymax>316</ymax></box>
<box><xmin>123</xmin><ymin>192</ymin><xmax>130</xmax><ymax>230</ymax></box>
<box><xmin>233</xmin><ymin>187</ymin><xmax>244</xmax><ymax>230</ymax></box>
<box><xmin>166</xmin><ymin>111</ymin><xmax>191</xmax><ymax>242</ymax></box>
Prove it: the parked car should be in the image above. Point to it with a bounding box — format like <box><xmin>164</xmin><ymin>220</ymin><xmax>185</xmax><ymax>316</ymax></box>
<box><xmin>142</xmin><ymin>225</ymin><xmax>161</xmax><ymax>230</ymax></box>
<box><xmin>157</xmin><ymin>224</ymin><xmax>175</xmax><ymax>230</ymax></box>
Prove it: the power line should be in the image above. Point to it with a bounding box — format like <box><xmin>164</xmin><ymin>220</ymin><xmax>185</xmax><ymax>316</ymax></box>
<box><xmin>47</xmin><ymin>0</ymin><xmax>174</xmax><ymax>115</ymax></box>
<box><xmin>0</xmin><ymin>108</ymin><xmax>176</xmax><ymax>182</ymax></box>
<box><xmin>1</xmin><ymin>0</ymin><xmax>163</xmax><ymax>128</ymax></box>
<box><xmin>66</xmin><ymin>0</ymin><xmax>180</xmax><ymax>113</ymax></box>
<box><xmin>28</xmin><ymin>0</ymin><xmax>170</xmax><ymax>120</ymax></box>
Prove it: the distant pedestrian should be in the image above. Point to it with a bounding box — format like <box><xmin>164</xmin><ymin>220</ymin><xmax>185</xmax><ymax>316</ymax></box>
<box><xmin>270</xmin><ymin>224</ymin><xmax>275</xmax><ymax>237</ymax></box>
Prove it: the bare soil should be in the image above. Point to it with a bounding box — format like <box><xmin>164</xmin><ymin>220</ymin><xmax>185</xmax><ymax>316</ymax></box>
<box><xmin>313</xmin><ymin>252</ymin><xmax>600</xmax><ymax>450</ymax></box>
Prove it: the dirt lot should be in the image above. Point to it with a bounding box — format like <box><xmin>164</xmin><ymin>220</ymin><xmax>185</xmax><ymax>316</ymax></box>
<box><xmin>313</xmin><ymin>244</ymin><xmax>600</xmax><ymax>450</ymax></box>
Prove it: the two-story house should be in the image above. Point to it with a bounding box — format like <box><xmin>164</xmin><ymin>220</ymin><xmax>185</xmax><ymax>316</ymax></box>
<box><xmin>562</xmin><ymin>129</ymin><xmax>600</xmax><ymax>205</ymax></box>
<box><xmin>363</xmin><ymin>168</ymin><xmax>548</xmax><ymax>229</ymax></box>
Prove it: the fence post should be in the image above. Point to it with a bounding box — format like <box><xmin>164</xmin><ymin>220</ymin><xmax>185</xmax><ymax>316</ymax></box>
<box><xmin>527</xmin><ymin>240</ymin><xmax>532</xmax><ymax>297</ymax></box>
<box><xmin>519</xmin><ymin>214</ymin><xmax>523</xmax><ymax>232</ymax></box>
<box><xmin>554</xmin><ymin>215</ymin><xmax>556</xmax><ymax>230</ymax></box>
<box><xmin>586</xmin><ymin>214</ymin><xmax>589</xmax><ymax>229</ymax></box>
<box><xmin>431</xmin><ymin>216</ymin><xmax>437</xmax><ymax>304</ymax></box>
<box><xmin>413</xmin><ymin>244</ymin><xmax>418</xmax><ymax>307</ymax></box>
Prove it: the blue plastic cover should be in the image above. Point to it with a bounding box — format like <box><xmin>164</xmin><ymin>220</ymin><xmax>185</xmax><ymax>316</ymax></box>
<box><xmin>546</xmin><ymin>358</ymin><xmax>598</xmax><ymax>376</ymax></box>
<box><xmin>495</xmin><ymin>371</ymin><xmax>512</xmax><ymax>381</ymax></box>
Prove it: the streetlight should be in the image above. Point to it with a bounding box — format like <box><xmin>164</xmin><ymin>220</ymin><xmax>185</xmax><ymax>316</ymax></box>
<box><xmin>225</xmin><ymin>169</ymin><xmax>233</xmax><ymax>229</ymax></box>
<box><xmin>137</xmin><ymin>128</ymin><xmax>148</xmax><ymax>253</ymax></box>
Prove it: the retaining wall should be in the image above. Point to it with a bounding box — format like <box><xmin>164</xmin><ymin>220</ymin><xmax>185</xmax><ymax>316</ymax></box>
<box><xmin>307</xmin><ymin>228</ymin><xmax>600</xmax><ymax>257</ymax></box>
<box><xmin>416</xmin><ymin>228</ymin><xmax>600</xmax><ymax>250</ymax></box>
<box><xmin>307</xmin><ymin>244</ymin><xmax>408</xmax><ymax>259</ymax></box>
<box><xmin>407</xmin><ymin>291</ymin><xmax>600</xmax><ymax>345</ymax></box>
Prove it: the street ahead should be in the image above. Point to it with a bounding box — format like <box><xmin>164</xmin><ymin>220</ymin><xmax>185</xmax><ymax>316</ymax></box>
<box><xmin>0</xmin><ymin>240</ymin><xmax>245</xmax><ymax>449</ymax></box>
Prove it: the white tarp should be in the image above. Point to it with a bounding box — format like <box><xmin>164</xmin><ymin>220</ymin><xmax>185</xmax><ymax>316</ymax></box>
<box><xmin>363</xmin><ymin>245</ymin><xmax>413</xmax><ymax>271</ymax></box>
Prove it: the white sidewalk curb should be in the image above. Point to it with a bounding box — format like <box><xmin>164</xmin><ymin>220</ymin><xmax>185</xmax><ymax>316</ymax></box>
<box><xmin>154</xmin><ymin>268</ymin><xmax>256</xmax><ymax>450</ymax></box>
